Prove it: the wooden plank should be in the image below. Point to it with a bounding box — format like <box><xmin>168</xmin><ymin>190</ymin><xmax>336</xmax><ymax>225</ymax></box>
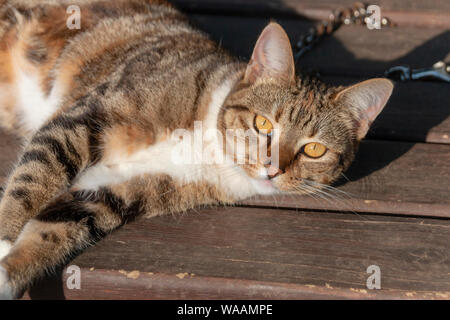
<box><xmin>22</xmin><ymin>269</ymin><xmax>449</xmax><ymax>300</ymax></box>
<box><xmin>173</xmin><ymin>0</ymin><xmax>450</xmax><ymax>28</ymax></box>
<box><xmin>174</xmin><ymin>0</ymin><xmax>450</xmax><ymax>15</ymax></box>
<box><xmin>189</xmin><ymin>15</ymin><xmax>450</xmax><ymax>144</ymax></box>
<box><xmin>23</xmin><ymin>207</ymin><xmax>450</xmax><ymax>299</ymax></box>
<box><xmin>244</xmin><ymin>140</ymin><xmax>450</xmax><ymax>218</ymax></box>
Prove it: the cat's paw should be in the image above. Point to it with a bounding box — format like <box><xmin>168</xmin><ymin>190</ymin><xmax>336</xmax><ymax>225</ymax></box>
<box><xmin>0</xmin><ymin>266</ymin><xmax>13</xmax><ymax>300</ymax></box>
<box><xmin>0</xmin><ymin>240</ymin><xmax>12</xmax><ymax>260</ymax></box>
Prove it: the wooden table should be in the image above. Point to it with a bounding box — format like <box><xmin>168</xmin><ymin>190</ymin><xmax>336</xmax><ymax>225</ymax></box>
<box><xmin>0</xmin><ymin>0</ymin><xmax>448</xmax><ymax>299</ymax></box>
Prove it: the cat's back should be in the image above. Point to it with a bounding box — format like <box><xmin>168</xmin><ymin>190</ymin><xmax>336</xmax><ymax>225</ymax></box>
<box><xmin>0</xmin><ymin>0</ymin><xmax>234</xmax><ymax>134</ymax></box>
<box><xmin>2</xmin><ymin>0</ymin><xmax>212</xmax><ymax>91</ymax></box>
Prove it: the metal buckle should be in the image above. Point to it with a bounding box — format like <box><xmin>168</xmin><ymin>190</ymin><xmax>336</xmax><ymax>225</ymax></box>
<box><xmin>385</xmin><ymin>61</ymin><xmax>450</xmax><ymax>83</ymax></box>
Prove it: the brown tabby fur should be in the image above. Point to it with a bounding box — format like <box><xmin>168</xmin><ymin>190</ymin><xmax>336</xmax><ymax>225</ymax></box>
<box><xmin>0</xmin><ymin>0</ymin><xmax>393</xmax><ymax>298</ymax></box>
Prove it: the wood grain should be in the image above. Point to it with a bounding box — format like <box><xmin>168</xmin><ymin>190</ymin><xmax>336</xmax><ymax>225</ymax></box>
<box><xmin>173</xmin><ymin>0</ymin><xmax>450</xmax><ymax>28</ymax></box>
<box><xmin>174</xmin><ymin>0</ymin><xmax>450</xmax><ymax>15</ymax></box>
<box><xmin>22</xmin><ymin>269</ymin><xmax>450</xmax><ymax>300</ymax></box>
<box><xmin>24</xmin><ymin>207</ymin><xmax>450</xmax><ymax>299</ymax></box>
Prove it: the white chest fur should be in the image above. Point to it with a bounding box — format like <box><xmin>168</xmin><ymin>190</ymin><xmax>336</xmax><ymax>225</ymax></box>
<box><xmin>74</xmin><ymin>79</ymin><xmax>260</xmax><ymax>200</ymax></box>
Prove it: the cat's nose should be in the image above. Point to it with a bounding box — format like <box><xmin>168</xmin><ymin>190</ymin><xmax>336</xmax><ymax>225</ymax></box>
<box><xmin>264</xmin><ymin>163</ymin><xmax>284</xmax><ymax>179</ymax></box>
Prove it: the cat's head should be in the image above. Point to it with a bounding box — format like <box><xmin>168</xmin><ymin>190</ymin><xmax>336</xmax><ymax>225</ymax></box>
<box><xmin>218</xmin><ymin>22</ymin><xmax>393</xmax><ymax>195</ymax></box>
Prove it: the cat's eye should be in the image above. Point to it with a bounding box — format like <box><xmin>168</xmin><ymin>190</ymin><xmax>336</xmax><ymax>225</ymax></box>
<box><xmin>303</xmin><ymin>142</ymin><xmax>327</xmax><ymax>158</ymax></box>
<box><xmin>254</xmin><ymin>115</ymin><xmax>273</xmax><ymax>135</ymax></box>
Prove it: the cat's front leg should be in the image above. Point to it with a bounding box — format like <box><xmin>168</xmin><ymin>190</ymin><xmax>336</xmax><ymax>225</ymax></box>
<box><xmin>0</xmin><ymin>185</ymin><xmax>146</xmax><ymax>299</ymax></box>
<box><xmin>0</xmin><ymin>173</ymin><xmax>167</xmax><ymax>299</ymax></box>
<box><xmin>0</xmin><ymin>104</ymin><xmax>102</xmax><ymax>284</ymax></box>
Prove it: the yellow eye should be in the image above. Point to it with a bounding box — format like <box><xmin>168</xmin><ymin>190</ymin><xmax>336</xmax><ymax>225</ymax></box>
<box><xmin>254</xmin><ymin>115</ymin><xmax>273</xmax><ymax>135</ymax></box>
<box><xmin>303</xmin><ymin>142</ymin><xmax>327</xmax><ymax>158</ymax></box>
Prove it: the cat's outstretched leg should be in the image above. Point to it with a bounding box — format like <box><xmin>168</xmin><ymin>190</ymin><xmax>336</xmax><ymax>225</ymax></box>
<box><xmin>0</xmin><ymin>99</ymin><xmax>106</xmax><ymax>270</ymax></box>
<box><xmin>0</xmin><ymin>186</ymin><xmax>146</xmax><ymax>299</ymax></box>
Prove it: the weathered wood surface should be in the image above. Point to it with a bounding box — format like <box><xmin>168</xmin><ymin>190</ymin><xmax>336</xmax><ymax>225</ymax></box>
<box><xmin>173</xmin><ymin>0</ymin><xmax>450</xmax><ymax>15</ymax></box>
<box><xmin>24</xmin><ymin>207</ymin><xmax>450</xmax><ymax>299</ymax></box>
<box><xmin>173</xmin><ymin>0</ymin><xmax>450</xmax><ymax>28</ymax></box>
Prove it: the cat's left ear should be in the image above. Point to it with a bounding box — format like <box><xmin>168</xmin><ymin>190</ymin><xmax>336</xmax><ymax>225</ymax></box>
<box><xmin>244</xmin><ymin>22</ymin><xmax>295</xmax><ymax>86</ymax></box>
<box><xmin>335</xmin><ymin>78</ymin><xmax>393</xmax><ymax>140</ymax></box>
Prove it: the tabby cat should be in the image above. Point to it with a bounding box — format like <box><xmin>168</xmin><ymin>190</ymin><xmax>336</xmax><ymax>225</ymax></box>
<box><xmin>0</xmin><ymin>0</ymin><xmax>393</xmax><ymax>299</ymax></box>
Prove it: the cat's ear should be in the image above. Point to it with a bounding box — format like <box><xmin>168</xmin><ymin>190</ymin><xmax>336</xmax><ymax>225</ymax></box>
<box><xmin>335</xmin><ymin>78</ymin><xmax>393</xmax><ymax>140</ymax></box>
<box><xmin>243</xmin><ymin>22</ymin><xmax>295</xmax><ymax>86</ymax></box>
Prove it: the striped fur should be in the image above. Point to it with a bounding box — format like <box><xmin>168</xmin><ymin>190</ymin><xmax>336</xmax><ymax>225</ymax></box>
<box><xmin>0</xmin><ymin>0</ymin><xmax>393</xmax><ymax>298</ymax></box>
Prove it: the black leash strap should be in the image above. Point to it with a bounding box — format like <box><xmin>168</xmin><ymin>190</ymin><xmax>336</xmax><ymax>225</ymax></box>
<box><xmin>294</xmin><ymin>2</ymin><xmax>450</xmax><ymax>83</ymax></box>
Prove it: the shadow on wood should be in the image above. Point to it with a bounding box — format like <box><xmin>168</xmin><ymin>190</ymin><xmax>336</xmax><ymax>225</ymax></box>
<box><xmin>27</xmin><ymin>267</ymin><xmax>66</xmax><ymax>300</ymax></box>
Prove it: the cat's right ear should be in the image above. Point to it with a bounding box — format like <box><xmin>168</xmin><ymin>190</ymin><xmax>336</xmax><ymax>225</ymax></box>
<box><xmin>243</xmin><ymin>22</ymin><xmax>296</xmax><ymax>86</ymax></box>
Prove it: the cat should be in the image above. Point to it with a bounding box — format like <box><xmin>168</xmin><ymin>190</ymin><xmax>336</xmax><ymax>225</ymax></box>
<box><xmin>0</xmin><ymin>0</ymin><xmax>393</xmax><ymax>299</ymax></box>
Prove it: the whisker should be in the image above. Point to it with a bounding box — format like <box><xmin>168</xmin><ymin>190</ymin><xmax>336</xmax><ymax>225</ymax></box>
<box><xmin>340</xmin><ymin>172</ymin><xmax>351</xmax><ymax>182</ymax></box>
<box><xmin>294</xmin><ymin>180</ymin><xmax>369</xmax><ymax>220</ymax></box>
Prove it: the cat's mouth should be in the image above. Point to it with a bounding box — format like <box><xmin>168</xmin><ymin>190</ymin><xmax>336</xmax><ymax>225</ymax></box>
<box><xmin>248</xmin><ymin>167</ymin><xmax>280</xmax><ymax>195</ymax></box>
